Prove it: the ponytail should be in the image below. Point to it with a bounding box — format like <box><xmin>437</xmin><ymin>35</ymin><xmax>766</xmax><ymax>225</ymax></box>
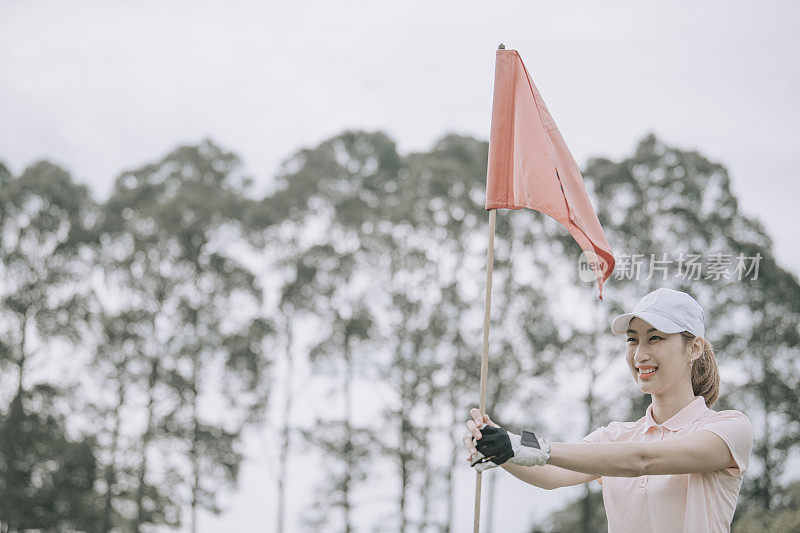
<box><xmin>681</xmin><ymin>332</ymin><xmax>720</xmax><ymax>406</ymax></box>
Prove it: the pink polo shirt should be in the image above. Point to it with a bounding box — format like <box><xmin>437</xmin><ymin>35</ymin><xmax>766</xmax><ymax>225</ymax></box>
<box><xmin>581</xmin><ymin>396</ymin><xmax>753</xmax><ymax>533</ymax></box>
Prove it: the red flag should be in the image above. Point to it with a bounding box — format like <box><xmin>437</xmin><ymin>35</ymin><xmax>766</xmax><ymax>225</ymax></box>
<box><xmin>486</xmin><ymin>48</ymin><xmax>615</xmax><ymax>300</ymax></box>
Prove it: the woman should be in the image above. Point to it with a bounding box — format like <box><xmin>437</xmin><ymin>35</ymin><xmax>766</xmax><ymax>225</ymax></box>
<box><xmin>463</xmin><ymin>288</ymin><xmax>753</xmax><ymax>532</ymax></box>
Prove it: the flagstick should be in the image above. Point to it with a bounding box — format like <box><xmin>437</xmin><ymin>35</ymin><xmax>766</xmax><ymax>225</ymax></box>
<box><xmin>473</xmin><ymin>208</ymin><xmax>496</xmax><ymax>533</ymax></box>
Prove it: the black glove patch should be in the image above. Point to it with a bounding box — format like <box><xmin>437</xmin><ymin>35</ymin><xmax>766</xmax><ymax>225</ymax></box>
<box><xmin>474</xmin><ymin>426</ymin><xmax>514</xmax><ymax>465</ymax></box>
<box><xmin>521</xmin><ymin>429</ymin><xmax>541</xmax><ymax>449</ymax></box>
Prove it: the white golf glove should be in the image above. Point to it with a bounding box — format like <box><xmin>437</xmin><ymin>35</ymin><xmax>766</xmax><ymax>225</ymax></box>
<box><xmin>469</xmin><ymin>425</ymin><xmax>550</xmax><ymax>472</ymax></box>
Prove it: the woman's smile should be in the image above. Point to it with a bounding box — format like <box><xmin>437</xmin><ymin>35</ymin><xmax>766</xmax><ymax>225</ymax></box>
<box><xmin>637</xmin><ymin>365</ymin><xmax>658</xmax><ymax>379</ymax></box>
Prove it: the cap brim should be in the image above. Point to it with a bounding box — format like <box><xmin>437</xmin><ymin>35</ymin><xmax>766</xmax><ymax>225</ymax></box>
<box><xmin>610</xmin><ymin>311</ymin><xmax>685</xmax><ymax>335</ymax></box>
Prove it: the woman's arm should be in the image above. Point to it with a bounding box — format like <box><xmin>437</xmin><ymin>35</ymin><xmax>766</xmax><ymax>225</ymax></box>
<box><xmin>463</xmin><ymin>408</ymin><xmax>644</xmax><ymax>478</ymax></box>
<box><xmin>548</xmin><ymin>430</ymin><xmax>734</xmax><ymax>477</ymax></box>
<box><xmin>548</xmin><ymin>442</ymin><xmax>644</xmax><ymax>477</ymax></box>
<box><xmin>640</xmin><ymin>430</ymin><xmax>735</xmax><ymax>475</ymax></box>
<box><xmin>465</xmin><ymin>408</ymin><xmax>735</xmax><ymax>481</ymax></box>
<box><xmin>500</xmin><ymin>462</ymin><xmax>599</xmax><ymax>490</ymax></box>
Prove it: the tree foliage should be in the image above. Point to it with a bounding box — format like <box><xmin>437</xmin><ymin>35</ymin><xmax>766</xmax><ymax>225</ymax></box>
<box><xmin>0</xmin><ymin>131</ymin><xmax>797</xmax><ymax>533</ymax></box>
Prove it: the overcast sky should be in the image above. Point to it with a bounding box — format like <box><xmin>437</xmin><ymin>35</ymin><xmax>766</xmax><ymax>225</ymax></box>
<box><xmin>2</xmin><ymin>0</ymin><xmax>799</xmax><ymax>273</ymax></box>
<box><xmin>2</xmin><ymin>1</ymin><xmax>799</xmax><ymax>531</ymax></box>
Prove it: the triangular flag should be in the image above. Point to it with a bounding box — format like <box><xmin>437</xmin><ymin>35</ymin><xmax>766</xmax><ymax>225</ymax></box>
<box><xmin>486</xmin><ymin>48</ymin><xmax>615</xmax><ymax>300</ymax></box>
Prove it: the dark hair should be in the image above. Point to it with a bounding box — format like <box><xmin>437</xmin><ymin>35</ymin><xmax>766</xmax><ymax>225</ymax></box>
<box><xmin>681</xmin><ymin>332</ymin><xmax>720</xmax><ymax>406</ymax></box>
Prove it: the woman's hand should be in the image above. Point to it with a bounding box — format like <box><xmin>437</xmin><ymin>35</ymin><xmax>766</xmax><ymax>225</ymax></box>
<box><xmin>463</xmin><ymin>407</ymin><xmax>502</xmax><ymax>462</ymax></box>
<box><xmin>463</xmin><ymin>407</ymin><xmax>551</xmax><ymax>471</ymax></box>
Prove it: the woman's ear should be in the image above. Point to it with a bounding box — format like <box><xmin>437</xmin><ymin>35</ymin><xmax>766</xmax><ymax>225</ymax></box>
<box><xmin>691</xmin><ymin>337</ymin><xmax>703</xmax><ymax>359</ymax></box>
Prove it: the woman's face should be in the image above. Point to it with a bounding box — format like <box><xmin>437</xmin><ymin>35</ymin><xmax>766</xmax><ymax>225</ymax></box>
<box><xmin>625</xmin><ymin>317</ymin><xmax>691</xmax><ymax>395</ymax></box>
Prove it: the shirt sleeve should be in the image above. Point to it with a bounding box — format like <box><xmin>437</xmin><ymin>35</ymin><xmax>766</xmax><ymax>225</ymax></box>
<box><xmin>580</xmin><ymin>425</ymin><xmax>608</xmax><ymax>444</ymax></box>
<box><xmin>698</xmin><ymin>410</ymin><xmax>754</xmax><ymax>476</ymax></box>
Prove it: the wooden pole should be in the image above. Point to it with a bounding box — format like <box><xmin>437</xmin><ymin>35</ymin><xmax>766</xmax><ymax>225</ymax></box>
<box><xmin>473</xmin><ymin>208</ymin><xmax>496</xmax><ymax>533</ymax></box>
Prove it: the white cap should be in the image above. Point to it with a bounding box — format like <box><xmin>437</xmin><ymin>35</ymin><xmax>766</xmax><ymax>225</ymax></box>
<box><xmin>611</xmin><ymin>288</ymin><xmax>705</xmax><ymax>338</ymax></box>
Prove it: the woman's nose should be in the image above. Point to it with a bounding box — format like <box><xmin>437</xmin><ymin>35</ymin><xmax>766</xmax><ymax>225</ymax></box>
<box><xmin>634</xmin><ymin>347</ymin><xmax>649</xmax><ymax>362</ymax></box>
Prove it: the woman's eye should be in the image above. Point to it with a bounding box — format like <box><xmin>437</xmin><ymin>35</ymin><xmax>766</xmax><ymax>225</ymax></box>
<box><xmin>627</xmin><ymin>336</ymin><xmax>662</xmax><ymax>343</ymax></box>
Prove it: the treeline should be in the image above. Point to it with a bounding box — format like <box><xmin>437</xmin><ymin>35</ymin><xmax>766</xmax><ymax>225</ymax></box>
<box><xmin>0</xmin><ymin>132</ymin><xmax>798</xmax><ymax>532</ymax></box>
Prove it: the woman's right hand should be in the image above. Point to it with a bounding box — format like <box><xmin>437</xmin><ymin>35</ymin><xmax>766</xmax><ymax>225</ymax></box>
<box><xmin>463</xmin><ymin>407</ymin><xmax>501</xmax><ymax>462</ymax></box>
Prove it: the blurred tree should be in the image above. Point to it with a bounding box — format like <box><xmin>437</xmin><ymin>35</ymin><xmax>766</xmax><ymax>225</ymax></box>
<box><xmin>0</xmin><ymin>160</ymin><xmax>96</xmax><ymax>404</ymax></box>
<box><xmin>0</xmin><ymin>385</ymin><xmax>102</xmax><ymax>532</ymax></box>
<box><xmin>377</xmin><ymin>287</ymin><xmax>444</xmax><ymax>533</ymax></box>
<box><xmin>86</xmin><ymin>304</ymin><xmax>181</xmax><ymax>532</ymax></box>
<box><xmin>0</xmin><ymin>160</ymin><xmax>10</xmax><ymax>183</ymax></box>
<box><xmin>535</xmin><ymin>488</ymin><xmax>606</xmax><ymax>533</ymax></box>
<box><xmin>401</xmin><ymin>135</ymin><xmax>492</xmax><ymax>531</ymax></box>
<box><xmin>258</xmin><ymin>130</ymin><xmax>402</xmax><ymax>533</ymax></box>
<box><xmin>269</xmin><ymin>241</ymin><xmax>374</xmax><ymax>533</ymax></box>
<box><xmin>732</xmin><ymin>479</ymin><xmax>800</xmax><ymax>532</ymax></box>
<box><xmin>100</xmin><ymin>139</ymin><xmax>272</xmax><ymax>532</ymax></box>
<box><xmin>0</xmin><ymin>161</ymin><xmax>101</xmax><ymax>531</ymax></box>
<box><xmin>272</xmin><ymin>262</ymin><xmax>301</xmax><ymax>533</ymax></box>
<box><xmin>302</xmin><ymin>263</ymin><xmax>375</xmax><ymax>532</ymax></box>
<box><xmin>301</xmin><ymin>298</ymin><xmax>375</xmax><ymax>533</ymax></box>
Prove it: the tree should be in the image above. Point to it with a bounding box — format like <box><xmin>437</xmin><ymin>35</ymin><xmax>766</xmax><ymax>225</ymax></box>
<box><xmin>100</xmin><ymin>139</ymin><xmax>272</xmax><ymax>532</ymax></box>
<box><xmin>536</xmin><ymin>488</ymin><xmax>606</xmax><ymax>533</ymax></box>
<box><xmin>733</xmin><ymin>480</ymin><xmax>800</xmax><ymax>532</ymax></box>
<box><xmin>0</xmin><ymin>385</ymin><xmax>102</xmax><ymax>532</ymax></box>
<box><xmin>0</xmin><ymin>161</ymin><xmax>102</xmax><ymax>531</ymax></box>
<box><xmin>86</xmin><ymin>304</ymin><xmax>178</xmax><ymax>532</ymax></box>
<box><xmin>257</xmin><ymin>130</ymin><xmax>404</xmax><ymax>532</ymax></box>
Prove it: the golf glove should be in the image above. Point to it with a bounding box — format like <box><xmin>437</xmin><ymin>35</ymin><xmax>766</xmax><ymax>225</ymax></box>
<box><xmin>469</xmin><ymin>425</ymin><xmax>550</xmax><ymax>472</ymax></box>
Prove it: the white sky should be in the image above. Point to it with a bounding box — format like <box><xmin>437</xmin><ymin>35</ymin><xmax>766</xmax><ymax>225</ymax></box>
<box><xmin>1</xmin><ymin>1</ymin><xmax>798</xmax><ymax>273</ymax></box>
<box><xmin>2</xmin><ymin>1</ymin><xmax>799</xmax><ymax>531</ymax></box>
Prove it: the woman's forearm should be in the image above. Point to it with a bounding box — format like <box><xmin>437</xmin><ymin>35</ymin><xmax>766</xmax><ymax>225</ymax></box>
<box><xmin>500</xmin><ymin>462</ymin><xmax>560</xmax><ymax>490</ymax></box>
<box><xmin>547</xmin><ymin>441</ymin><xmax>645</xmax><ymax>477</ymax></box>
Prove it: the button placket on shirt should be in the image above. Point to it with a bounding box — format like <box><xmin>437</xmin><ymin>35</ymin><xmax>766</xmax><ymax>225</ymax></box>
<box><xmin>641</xmin><ymin>426</ymin><xmax>664</xmax><ymax>490</ymax></box>
<box><xmin>642</xmin><ymin>426</ymin><xmax>667</xmax><ymax>489</ymax></box>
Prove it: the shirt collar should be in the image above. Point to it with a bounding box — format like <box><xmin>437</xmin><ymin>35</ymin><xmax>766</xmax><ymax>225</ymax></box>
<box><xmin>640</xmin><ymin>396</ymin><xmax>708</xmax><ymax>434</ymax></box>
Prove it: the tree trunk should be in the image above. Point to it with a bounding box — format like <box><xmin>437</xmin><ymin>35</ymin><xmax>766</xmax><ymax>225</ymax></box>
<box><xmin>102</xmin><ymin>369</ymin><xmax>125</xmax><ymax>532</ymax></box>
<box><xmin>16</xmin><ymin>312</ymin><xmax>28</xmax><ymax>399</ymax></box>
<box><xmin>399</xmin><ymin>344</ymin><xmax>410</xmax><ymax>533</ymax></box>
<box><xmin>277</xmin><ymin>315</ymin><xmax>294</xmax><ymax>533</ymax></box>
<box><xmin>421</xmin><ymin>447</ymin><xmax>432</xmax><ymax>532</ymax></box>
<box><xmin>444</xmin><ymin>387</ymin><xmax>458</xmax><ymax>533</ymax></box>
<box><xmin>134</xmin><ymin>358</ymin><xmax>159</xmax><ymax>533</ymax></box>
<box><xmin>191</xmin><ymin>350</ymin><xmax>200</xmax><ymax>533</ymax></box>
<box><xmin>343</xmin><ymin>332</ymin><xmax>353</xmax><ymax>533</ymax></box>
<box><xmin>761</xmin><ymin>374</ymin><xmax>772</xmax><ymax>511</ymax></box>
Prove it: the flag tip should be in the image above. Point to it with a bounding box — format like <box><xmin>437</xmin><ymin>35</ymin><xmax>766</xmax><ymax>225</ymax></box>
<box><xmin>498</xmin><ymin>43</ymin><xmax>505</xmax><ymax>50</ymax></box>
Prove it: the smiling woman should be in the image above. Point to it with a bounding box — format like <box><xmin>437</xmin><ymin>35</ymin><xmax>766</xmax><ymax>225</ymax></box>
<box><xmin>463</xmin><ymin>288</ymin><xmax>753</xmax><ymax>533</ymax></box>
